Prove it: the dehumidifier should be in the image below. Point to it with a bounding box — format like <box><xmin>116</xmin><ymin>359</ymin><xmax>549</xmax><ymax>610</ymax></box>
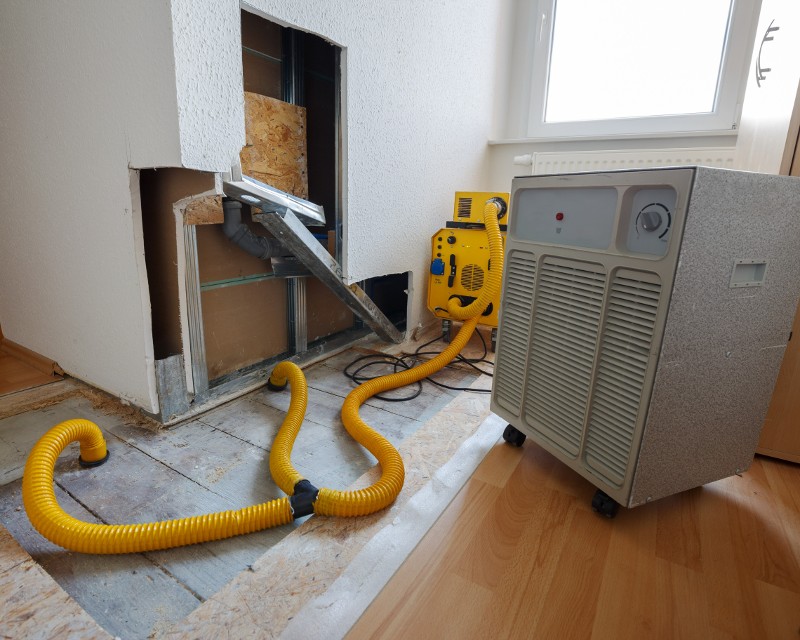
<box><xmin>491</xmin><ymin>167</ymin><xmax>800</xmax><ymax>515</ymax></box>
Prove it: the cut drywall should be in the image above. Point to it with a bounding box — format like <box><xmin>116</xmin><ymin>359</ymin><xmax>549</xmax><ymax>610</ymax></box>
<box><xmin>140</xmin><ymin>169</ymin><xmax>216</xmax><ymax>360</ymax></box>
<box><xmin>0</xmin><ymin>0</ymin><xmax>508</xmax><ymax>412</ymax></box>
<box><xmin>172</xmin><ymin>0</ymin><xmax>506</xmax><ymax>328</ymax></box>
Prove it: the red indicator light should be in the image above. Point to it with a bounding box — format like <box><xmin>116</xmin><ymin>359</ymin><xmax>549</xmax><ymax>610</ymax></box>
<box><xmin>555</xmin><ymin>212</ymin><xmax>564</xmax><ymax>221</ymax></box>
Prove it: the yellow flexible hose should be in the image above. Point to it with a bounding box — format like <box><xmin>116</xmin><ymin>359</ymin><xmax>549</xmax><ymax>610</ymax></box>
<box><xmin>315</xmin><ymin>314</ymin><xmax>481</xmax><ymax>517</ymax></box>
<box><xmin>315</xmin><ymin>200</ymin><xmax>504</xmax><ymax>517</ymax></box>
<box><xmin>444</xmin><ymin>201</ymin><xmax>504</xmax><ymax>321</ymax></box>
<box><xmin>268</xmin><ymin>361</ymin><xmax>310</xmax><ymax>495</ymax></box>
<box><xmin>22</xmin><ymin>419</ymin><xmax>293</xmax><ymax>554</ymax></box>
<box><xmin>22</xmin><ymin>201</ymin><xmax>504</xmax><ymax>553</ymax></box>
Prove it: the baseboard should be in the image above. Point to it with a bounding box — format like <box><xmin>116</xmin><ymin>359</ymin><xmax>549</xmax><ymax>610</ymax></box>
<box><xmin>756</xmin><ymin>446</ymin><xmax>800</xmax><ymax>464</ymax></box>
<box><xmin>0</xmin><ymin>337</ymin><xmax>64</xmax><ymax>377</ymax></box>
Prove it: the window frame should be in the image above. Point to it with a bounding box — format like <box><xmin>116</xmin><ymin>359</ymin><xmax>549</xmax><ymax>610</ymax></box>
<box><xmin>526</xmin><ymin>0</ymin><xmax>762</xmax><ymax>139</ymax></box>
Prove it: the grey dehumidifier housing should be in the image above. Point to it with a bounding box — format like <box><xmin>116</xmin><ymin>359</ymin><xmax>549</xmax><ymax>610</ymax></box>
<box><xmin>490</xmin><ymin>167</ymin><xmax>800</xmax><ymax>507</ymax></box>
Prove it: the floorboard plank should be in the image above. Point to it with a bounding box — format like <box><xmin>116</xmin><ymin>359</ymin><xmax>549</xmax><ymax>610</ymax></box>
<box><xmin>0</xmin><ymin>481</ymin><xmax>200</xmax><ymax>639</ymax></box>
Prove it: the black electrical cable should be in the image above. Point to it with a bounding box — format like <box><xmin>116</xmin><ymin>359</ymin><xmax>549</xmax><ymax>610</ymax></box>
<box><xmin>343</xmin><ymin>354</ymin><xmax>423</xmax><ymax>402</ymax></box>
<box><xmin>342</xmin><ymin>327</ymin><xmax>495</xmax><ymax>401</ymax></box>
<box><xmin>413</xmin><ymin>329</ymin><xmax>495</xmax><ymax>377</ymax></box>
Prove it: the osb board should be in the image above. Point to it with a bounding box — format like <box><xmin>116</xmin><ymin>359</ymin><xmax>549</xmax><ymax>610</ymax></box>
<box><xmin>201</xmin><ymin>279</ymin><xmax>288</xmax><ymax>381</ymax></box>
<box><xmin>306</xmin><ymin>278</ymin><xmax>354</xmax><ymax>342</ymax></box>
<box><xmin>240</xmin><ymin>92</ymin><xmax>308</xmax><ymax>199</ymax></box>
<box><xmin>140</xmin><ymin>168</ymin><xmax>216</xmax><ymax>358</ymax></box>
<box><xmin>182</xmin><ymin>194</ymin><xmax>223</xmax><ymax>226</ymax></box>
<box><xmin>195</xmin><ymin>221</ymin><xmax>275</xmax><ymax>284</ymax></box>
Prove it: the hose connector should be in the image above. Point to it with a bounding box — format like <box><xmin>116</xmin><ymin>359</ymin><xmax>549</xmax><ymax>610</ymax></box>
<box><xmin>79</xmin><ymin>450</ymin><xmax>110</xmax><ymax>468</ymax></box>
<box><xmin>487</xmin><ymin>196</ymin><xmax>507</xmax><ymax>219</ymax></box>
<box><xmin>289</xmin><ymin>479</ymin><xmax>319</xmax><ymax>518</ymax></box>
<box><xmin>267</xmin><ymin>371</ymin><xmax>288</xmax><ymax>391</ymax></box>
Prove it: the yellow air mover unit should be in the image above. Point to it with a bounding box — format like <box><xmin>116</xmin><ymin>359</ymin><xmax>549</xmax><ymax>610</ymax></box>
<box><xmin>427</xmin><ymin>192</ymin><xmax>509</xmax><ymax>350</ymax></box>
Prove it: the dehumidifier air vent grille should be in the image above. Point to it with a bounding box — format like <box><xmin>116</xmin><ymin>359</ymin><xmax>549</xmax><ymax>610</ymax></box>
<box><xmin>584</xmin><ymin>273</ymin><xmax>661</xmax><ymax>486</ymax></box>
<box><xmin>493</xmin><ymin>250</ymin><xmax>537</xmax><ymax>415</ymax></box>
<box><xmin>523</xmin><ymin>258</ymin><xmax>606</xmax><ymax>457</ymax></box>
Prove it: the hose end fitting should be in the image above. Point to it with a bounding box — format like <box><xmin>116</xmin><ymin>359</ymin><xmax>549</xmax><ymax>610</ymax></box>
<box><xmin>487</xmin><ymin>197</ymin><xmax>507</xmax><ymax>219</ymax></box>
<box><xmin>79</xmin><ymin>450</ymin><xmax>110</xmax><ymax>468</ymax></box>
<box><xmin>289</xmin><ymin>479</ymin><xmax>319</xmax><ymax>518</ymax></box>
<box><xmin>267</xmin><ymin>373</ymin><xmax>288</xmax><ymax>392</ymax></box>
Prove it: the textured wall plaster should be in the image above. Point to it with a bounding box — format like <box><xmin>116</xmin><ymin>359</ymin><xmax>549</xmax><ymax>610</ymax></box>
<box><xmin>171</xmin><ymin>0</ymin><xmax>246</xmax><ymax>171</ymax></box>
<box><xmin>0</xmin><ymin>0</ymin><xmax>185</xmax><ymax>412</ymax></box>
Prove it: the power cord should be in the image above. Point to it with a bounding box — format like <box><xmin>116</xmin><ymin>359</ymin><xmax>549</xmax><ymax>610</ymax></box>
<box><xmin>342</xmin><ymin>328</ymin><xmax>495</xmax><ymax>402</ymax></box>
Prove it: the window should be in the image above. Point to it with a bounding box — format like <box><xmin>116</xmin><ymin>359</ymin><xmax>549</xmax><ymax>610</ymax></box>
<box><xmin>527</xmin><ymin>0</ymin><xmax>761</xmax><ymax>138</ymax></box>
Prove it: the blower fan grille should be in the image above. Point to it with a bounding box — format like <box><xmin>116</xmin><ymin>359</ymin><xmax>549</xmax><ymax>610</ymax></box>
<box><xmin>461</xmin><ymin>264</ymin><xmax>484</xmax><ymax>291</ymax></box>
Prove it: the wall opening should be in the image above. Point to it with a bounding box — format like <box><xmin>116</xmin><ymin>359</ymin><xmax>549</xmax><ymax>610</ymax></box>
<box><xmin>141</xmin><ymin>12</ymin><xmax>406</xmax><ymax>409</ymax></box>
<box><xmin>140</xmin><ymin>168</ymin><xmax>215</xmax><ymax>360</ymax></box>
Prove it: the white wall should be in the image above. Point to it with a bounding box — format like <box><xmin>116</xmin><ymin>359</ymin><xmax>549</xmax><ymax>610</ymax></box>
<box><xmin>0</xmin><ymin>0</ymin><xmax>509</xmax><ymax>411</ymax></box>
<box><xmin>0</xmin><ymin>0</ymin><xmax>184</xmax><ymax>412</ymax></box>
<box><xmin>734</xmin><ymin>0</ymin><xmax>800</xmax><ymax>174</ymax></box>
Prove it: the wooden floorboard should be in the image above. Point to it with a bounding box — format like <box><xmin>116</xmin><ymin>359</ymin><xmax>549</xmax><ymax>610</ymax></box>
<box><xmin>0</xmin><ymin>342</ymin><xmax>484</xmax><ymax>639</ymax></box>
<box><xmin>0</xmin><ymin>481</ymin><xmax>201</xmax><ymax>639</ymax></box>
<box><xmin>348</xmin><ymin>445</ymin><xmax>800</xmax><ymax>640</ymax></box>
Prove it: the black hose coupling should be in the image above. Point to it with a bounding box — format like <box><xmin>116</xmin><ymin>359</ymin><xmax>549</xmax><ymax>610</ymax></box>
<box><xmin>79</xmin><ymin>450</ymin><xmax>110</xmax><ymax>468</ymax></box>
<box><xmin>289</xmin><ymin>479</ymin><xmax>319</xmax><ymax>518</ymax></box>
<box><xmin>487</xmin><ymin>196</ymin><xmax>508</xmax><ymax>219</ymax></box>
<box><xmin>267</xmin><ymin>377</ymin><xmax>288</xmax><ymax>392</ymax></box>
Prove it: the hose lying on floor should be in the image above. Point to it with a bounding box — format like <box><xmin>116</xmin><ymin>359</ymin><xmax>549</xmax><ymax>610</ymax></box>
<box><xmin>22</xmin><ymin>200</ymin><xmax>504</xmax><ymax>554</ymax></box>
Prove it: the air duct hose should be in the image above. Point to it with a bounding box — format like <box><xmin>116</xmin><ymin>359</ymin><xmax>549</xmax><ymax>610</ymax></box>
<box><xmin>22</xmin><ymin>201</ymin><xmax>504</xmax><ymax>554</ymax></box>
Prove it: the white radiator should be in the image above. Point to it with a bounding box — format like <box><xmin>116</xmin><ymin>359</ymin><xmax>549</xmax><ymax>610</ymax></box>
<box><xmin>530</xmin><ymin>147</ymin><xmax>736</xmax><ymax>175</ymax></box>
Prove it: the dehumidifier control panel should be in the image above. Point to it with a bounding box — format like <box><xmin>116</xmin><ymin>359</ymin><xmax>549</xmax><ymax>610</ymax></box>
<box><xmin>510</xmin><ymin>179</ymin><xmax>683</xmax><ymax>258</ymax></box>
<box><xmin>512</xmin><ymin>187</ymin><xmax>618</xmax><ymax>250</ymax></box>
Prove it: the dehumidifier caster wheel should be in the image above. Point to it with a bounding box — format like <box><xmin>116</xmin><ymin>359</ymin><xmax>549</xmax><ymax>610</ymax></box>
<box><xmin>491</xmin><ymin>328</ymin><xmax>497</xmax><ymax>353</ymax></box>
<box><xmin>591</xmin><ymin>489</ymin><xmax>619</xmax><ymax>519</ymax></box>
<box><xmin>502</xmin><ymin>424</ymin><xmax>526</xmax><ymax>447</ymax></box>
<box><xmin>441</xmin><ymin>319</ymin><xmax>452</xmax><ymax>343</ymax></box>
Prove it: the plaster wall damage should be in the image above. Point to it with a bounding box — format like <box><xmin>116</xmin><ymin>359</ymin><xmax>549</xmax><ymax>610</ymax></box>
<box><xmin>0</xmin><ymin>0</ymin><xmax>507</xmax><ymax>413</ymax></box>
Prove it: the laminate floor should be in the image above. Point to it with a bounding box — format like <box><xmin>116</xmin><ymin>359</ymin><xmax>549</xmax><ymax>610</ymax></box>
<box><xmin>349</xmin><ymin>438</ymin><xmax>800</xmax><ymax>639</ymax></box>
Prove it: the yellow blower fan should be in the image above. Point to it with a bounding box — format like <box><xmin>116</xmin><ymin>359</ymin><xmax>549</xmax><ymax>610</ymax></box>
<box><xmin>427</xmin><ymin>191</ymin><xmax>509</xmax><ymax>350</ymax></box>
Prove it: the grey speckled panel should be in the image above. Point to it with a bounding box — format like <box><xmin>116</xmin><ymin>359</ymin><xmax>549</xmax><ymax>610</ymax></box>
<box><xmin>629</xmin><ymin>168</ymin><xmax>800</xmax><ymax>505</ymax></box>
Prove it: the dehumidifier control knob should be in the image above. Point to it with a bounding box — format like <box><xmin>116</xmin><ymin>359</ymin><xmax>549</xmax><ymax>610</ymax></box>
<box><xmin>640</xmin><ymin>209</ymin><xmax>663</xmax><ymax>232</ymax></box>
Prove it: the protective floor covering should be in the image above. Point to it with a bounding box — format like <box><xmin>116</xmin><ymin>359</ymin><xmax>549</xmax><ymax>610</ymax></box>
<box><xmin>0</xmin><ymin>330</ymin><xmax>496</xmax><ymax>639</ymax></box>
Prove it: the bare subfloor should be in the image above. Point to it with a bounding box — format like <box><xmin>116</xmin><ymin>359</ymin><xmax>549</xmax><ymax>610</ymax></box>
<box><xmin>0</xmin><ymin>329</ymin><xmax>496</xmax><ymax>639</ymax></box>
